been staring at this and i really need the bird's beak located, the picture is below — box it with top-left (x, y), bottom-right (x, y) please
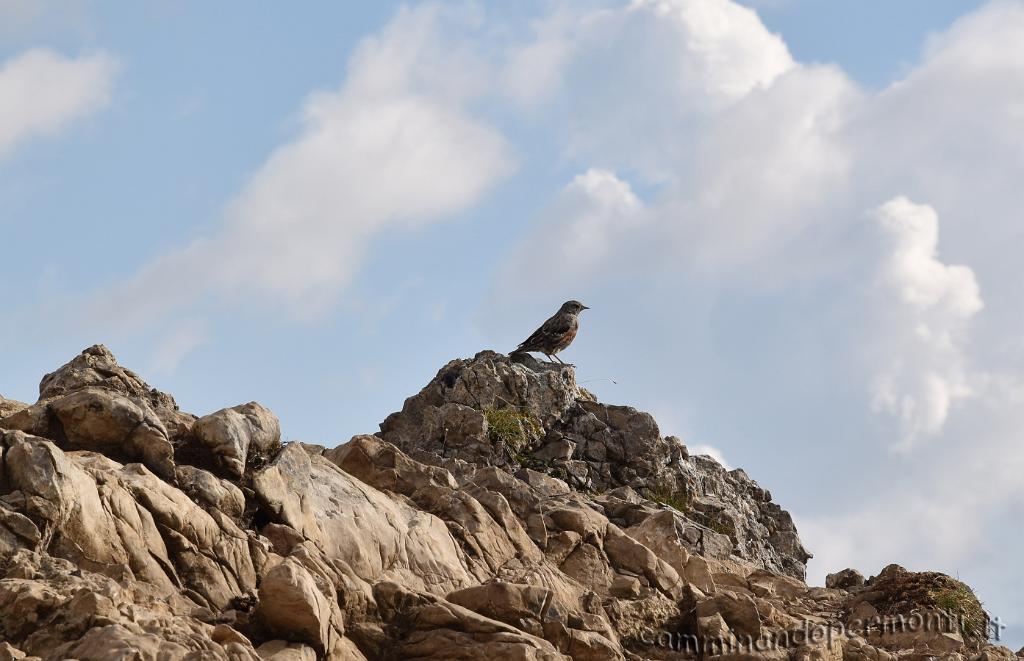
top-left (581, 305), bottom-right (590, 310)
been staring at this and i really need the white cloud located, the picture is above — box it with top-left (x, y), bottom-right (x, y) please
top-left (498, 168), bottom-right (644, 294)
top-left (98, 4), bottom-right (513, 323)
top-left (500, 0), bottom-right (795, 180)
top-left (869, 197), bottom-right (982, 448)
top-left (488, 0), bottom-right (1024, 633)
top-left (0, 48), bottom-right (117, 159)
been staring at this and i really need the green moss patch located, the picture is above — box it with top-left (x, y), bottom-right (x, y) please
top-left (484, 407), bottom-right (543, 459)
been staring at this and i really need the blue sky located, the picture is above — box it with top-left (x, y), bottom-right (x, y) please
top-left (2, 0), bottom-right (1022, 649)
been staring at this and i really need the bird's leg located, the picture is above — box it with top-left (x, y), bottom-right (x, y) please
top-left (543, 353), bottom-right (554, 364)
top-left (553, 355), bottom-right (567, 366)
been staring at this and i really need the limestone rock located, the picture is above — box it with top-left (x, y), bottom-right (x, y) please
top-left (189, 402), bottom-right (281, 478)
top-left (695, 591), bottom-right (762, 639)
top-left (256, 640), bottom-right (319, 661)
top-left (3, 387), bottom-right (176, 479)
top-left (324, 433), bottom-right (457, 495)
top-left (1, 430), bottom-right (257, 610)
top-left (257, 558), bottom-right (345, 656)
top-left (175, 464), bottom-right (246, 518)
top-left (252, 443), bottom-right (475, 594)
top-left (374, 581), bottom-right (570, 660)
top-left (0, 396), bottom-right (27, 419)
top-left (446, 582), bottom-right (555, 637)
top-left (378, 351), bottom-right (811, 580)
top-left (827, 567), bottom-right (866, 590)
top-left (0, 346), bottom-right (997, 661)
top-left (37, 344), bottom-right (195, 439)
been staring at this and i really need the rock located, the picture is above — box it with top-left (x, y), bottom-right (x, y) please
top-left (560, 542), bottom-right (613, 594)
top-left (627, 509), bottom-right (717, 593)
top-left (695, 592), bottom-right (762, 638)
top-left (696, 612), bottom-right (733, 643)
top-left (324, 433), bottom-right (457, 495)
top-left (252, 443), bottom-right (476, 594)
top-left (0, 346), bottom-right (998, 661)
top-left (381, 351), bottom-right (577, 455)
top-left (609, 574), bottom-right (642, 599)
top-left (189, 402), bottom-right (281, 478)
top-left (541, 620), bottom-right (625, 661)
top-left (1, 430), bottom-right (257, 610)
top-left (257, 558), bottom-right (345, 656)
top-left (850, 565), bottom-right (988, 648)
top-left (175, 464), bottom-right (246, 518)
top-left (0, 396), bottom-right (27, 419)
top-left (446, 582), bottom-right (555, 636)
top-left (0, 501), bottom-right (40, 561)
top-left (0, 642), bottom-right (26, 661)
top-left (378, 351), bottom-right (811, 580)
top-left (747, 568), bottom-right (807, 598)
top-left (972, 645), bottom-right (1017, 661)
top-left (533, 438), bottom-right (576, 462)
top-left (374, 582), bottom-right (570, 660)
top-left (4, 387), bottom-right (177, 479)
top-left (827, 568), bottom-right (866, 590)
top-left (603, 524), bottom-right (681, 595)
top-left (256, 640), bottom-right (319, 661)
top-left (37, 344), bottom-right (195, 439)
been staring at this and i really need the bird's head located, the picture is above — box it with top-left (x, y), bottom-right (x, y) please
top-left (559, 300), bottom-right (589, 315)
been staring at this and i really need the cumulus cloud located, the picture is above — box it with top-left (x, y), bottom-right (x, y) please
top-left (98, 4), bottom-right (513, 323)
top-left (869, 197), bottom-right (983, 448)
top-left (505, 0), bottom-right (796, 180)
top-left (487, 0), bottom-right (1024, 630)
top-left (0, 48), bottom-right (117, 159)
top-left (498, 168), bottom-right (644, 294)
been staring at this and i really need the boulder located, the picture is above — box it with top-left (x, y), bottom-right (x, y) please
top-left (188, 402), bottom-right (280, 478)
top-left (827, 568), bottom-right (865, 590)
top-left (324, 433), bottom-right (457, 495)
top-left (603, 524), bottom-right (681, 595)
top-left (252, 443), bottom-right (476, 595)
top-left (4, 387), bottom-right (176, 479)
top-left (695, 592), bottom-right (761, 639)
top-left (256, 640), bottom-right (319, 661)
top-left (627, 510), bottom-right (717, 593)
top-left (37, 344), bottom-right (195, 439)
top-left (0, 396), bottom-right (27, 419)
top-left (175, 464), bottom-right (246, 518)
top-left (373, 582), bottom-right (570, 660)
top-left (446, 582), bottom-right (555, 636)
top-left (257, 558), bottom-right (345, 656)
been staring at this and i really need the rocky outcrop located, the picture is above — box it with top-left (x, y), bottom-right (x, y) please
top-left (381, 351), bottom-right (810, 580)
top-left (0, 346), bottom-right (1004, 660)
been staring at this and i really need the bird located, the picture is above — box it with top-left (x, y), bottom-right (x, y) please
top-left (512, 300), bottom-right (589, 365)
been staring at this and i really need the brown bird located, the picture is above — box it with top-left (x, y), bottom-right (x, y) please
top-left (513, 300), bottom-right (589, 365)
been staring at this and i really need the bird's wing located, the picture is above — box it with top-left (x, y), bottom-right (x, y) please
top-left (516, 313), bottom-right (573, 351)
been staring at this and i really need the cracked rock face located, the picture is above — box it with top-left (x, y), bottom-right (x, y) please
top-left (0, 346), bottom-right (1001, 661)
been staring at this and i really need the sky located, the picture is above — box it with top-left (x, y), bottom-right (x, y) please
top-left (1, 0), bottom-right (1022, 649)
